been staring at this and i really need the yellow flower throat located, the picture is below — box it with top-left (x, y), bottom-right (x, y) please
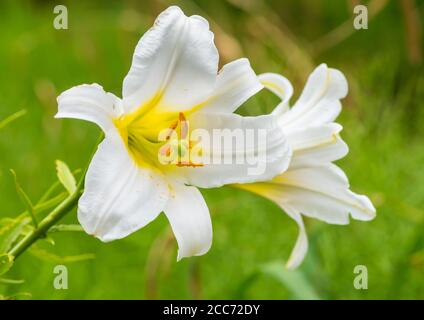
top-left (114, 106), bottom-right (202, 170)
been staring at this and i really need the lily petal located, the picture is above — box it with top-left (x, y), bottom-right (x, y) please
top-left (284, 207), bottom-right (308, 270)
top-left (271, 164), bottom-right (376, 224)
top-left (78, 132), bottom-right (170, 242)
top-left (56, 83), bottom-right (122, 133)
top-left (122, 6), bottom-right (219, 114)
top-left (286, 123), bottom-right (348, 169)
top-left (199, 58), bottom-right (263, 114)
top-left (168, 112), bottom-right (292, 188)
top-left (259, 73), bottom-right (293, 116)
top-left (164, 182), bottom-right (212, 260)
top-left (279, 64), bottom-right (348, 128)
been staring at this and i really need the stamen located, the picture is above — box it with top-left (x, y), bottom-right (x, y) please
top-left (176, 161), bottom-right (204, 167)
top-left (179, 112), bottom-right (189, 139)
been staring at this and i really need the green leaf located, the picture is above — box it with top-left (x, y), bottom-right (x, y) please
top-left (0, 109), bottom-right (26, 130)
top-left (42, 236), bottom-right (56, 246)
top-left (260, 261), bottom-right (321, 300)
top-left (0, 278), bottom-right (25, 285)
top-left (0, 217), bottom-right (30, 254)
top-left (234, 260), bottom-right (321, 300)
top-left (0, 218), bottom-right (16, 231)
top-left (0, 254), bottom-right (14, 276)
top-left (10, 170), bottom-right (37, 227)
top-left (48, 224), bottom-right (84, 233)
top-left (29, 245), bottom-right (95, 263)
top-left (37, 168), bottom-right (81, 205)
top-left (55, 160), bottom-right (77, 195)
top-left (0, 292), bottom-right (32, 300)
top-left (35, 192), bottom-right (67, 214)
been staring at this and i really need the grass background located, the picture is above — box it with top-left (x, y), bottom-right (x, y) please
top-left (0, 0), bottom-right (423, 299)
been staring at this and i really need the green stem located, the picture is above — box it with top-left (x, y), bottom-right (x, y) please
top-left (7, 132), bottom-right (103, 260)
top-left (8, 189), bottom-right (81, 259)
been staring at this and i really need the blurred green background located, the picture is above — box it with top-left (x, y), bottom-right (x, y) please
top-left (0, 0), bottom-right (423, 299)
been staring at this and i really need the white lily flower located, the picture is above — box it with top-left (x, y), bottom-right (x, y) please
top-left (55, 6), bottom-right (291, 260)
top-left (237, 64), bottom-right (376, 269)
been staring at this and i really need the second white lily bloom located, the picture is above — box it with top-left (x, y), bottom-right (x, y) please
top-left (56, 6), bottom-right (291, 260)
top-left (237, 64), bottom-right (376, 269)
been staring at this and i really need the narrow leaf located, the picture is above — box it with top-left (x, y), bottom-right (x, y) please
top-left (260, 261), bottom-right (320, 300)
top-left (10, 170), bottom-right (37, 227)
top-left (29, 245), bottom-right (95, 263)
top-left (1, 292), bottom-right (32, 300)
top-left (37, 168), bottom-right (81, 204)
top-left (48, 224), bottom-right (84, 233)
top-left (0, 254), bottom-right (14, 276)
top-left (35, 192), bottom-right (67, 214)
top-left (0, 110), bottom-right (26, 130)
top-left (0, 217), bottom-right (30, 254)
top-left (0, 278), bottom-right (25, 285)
top-left (55, 160), bottom-right (77, 195)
